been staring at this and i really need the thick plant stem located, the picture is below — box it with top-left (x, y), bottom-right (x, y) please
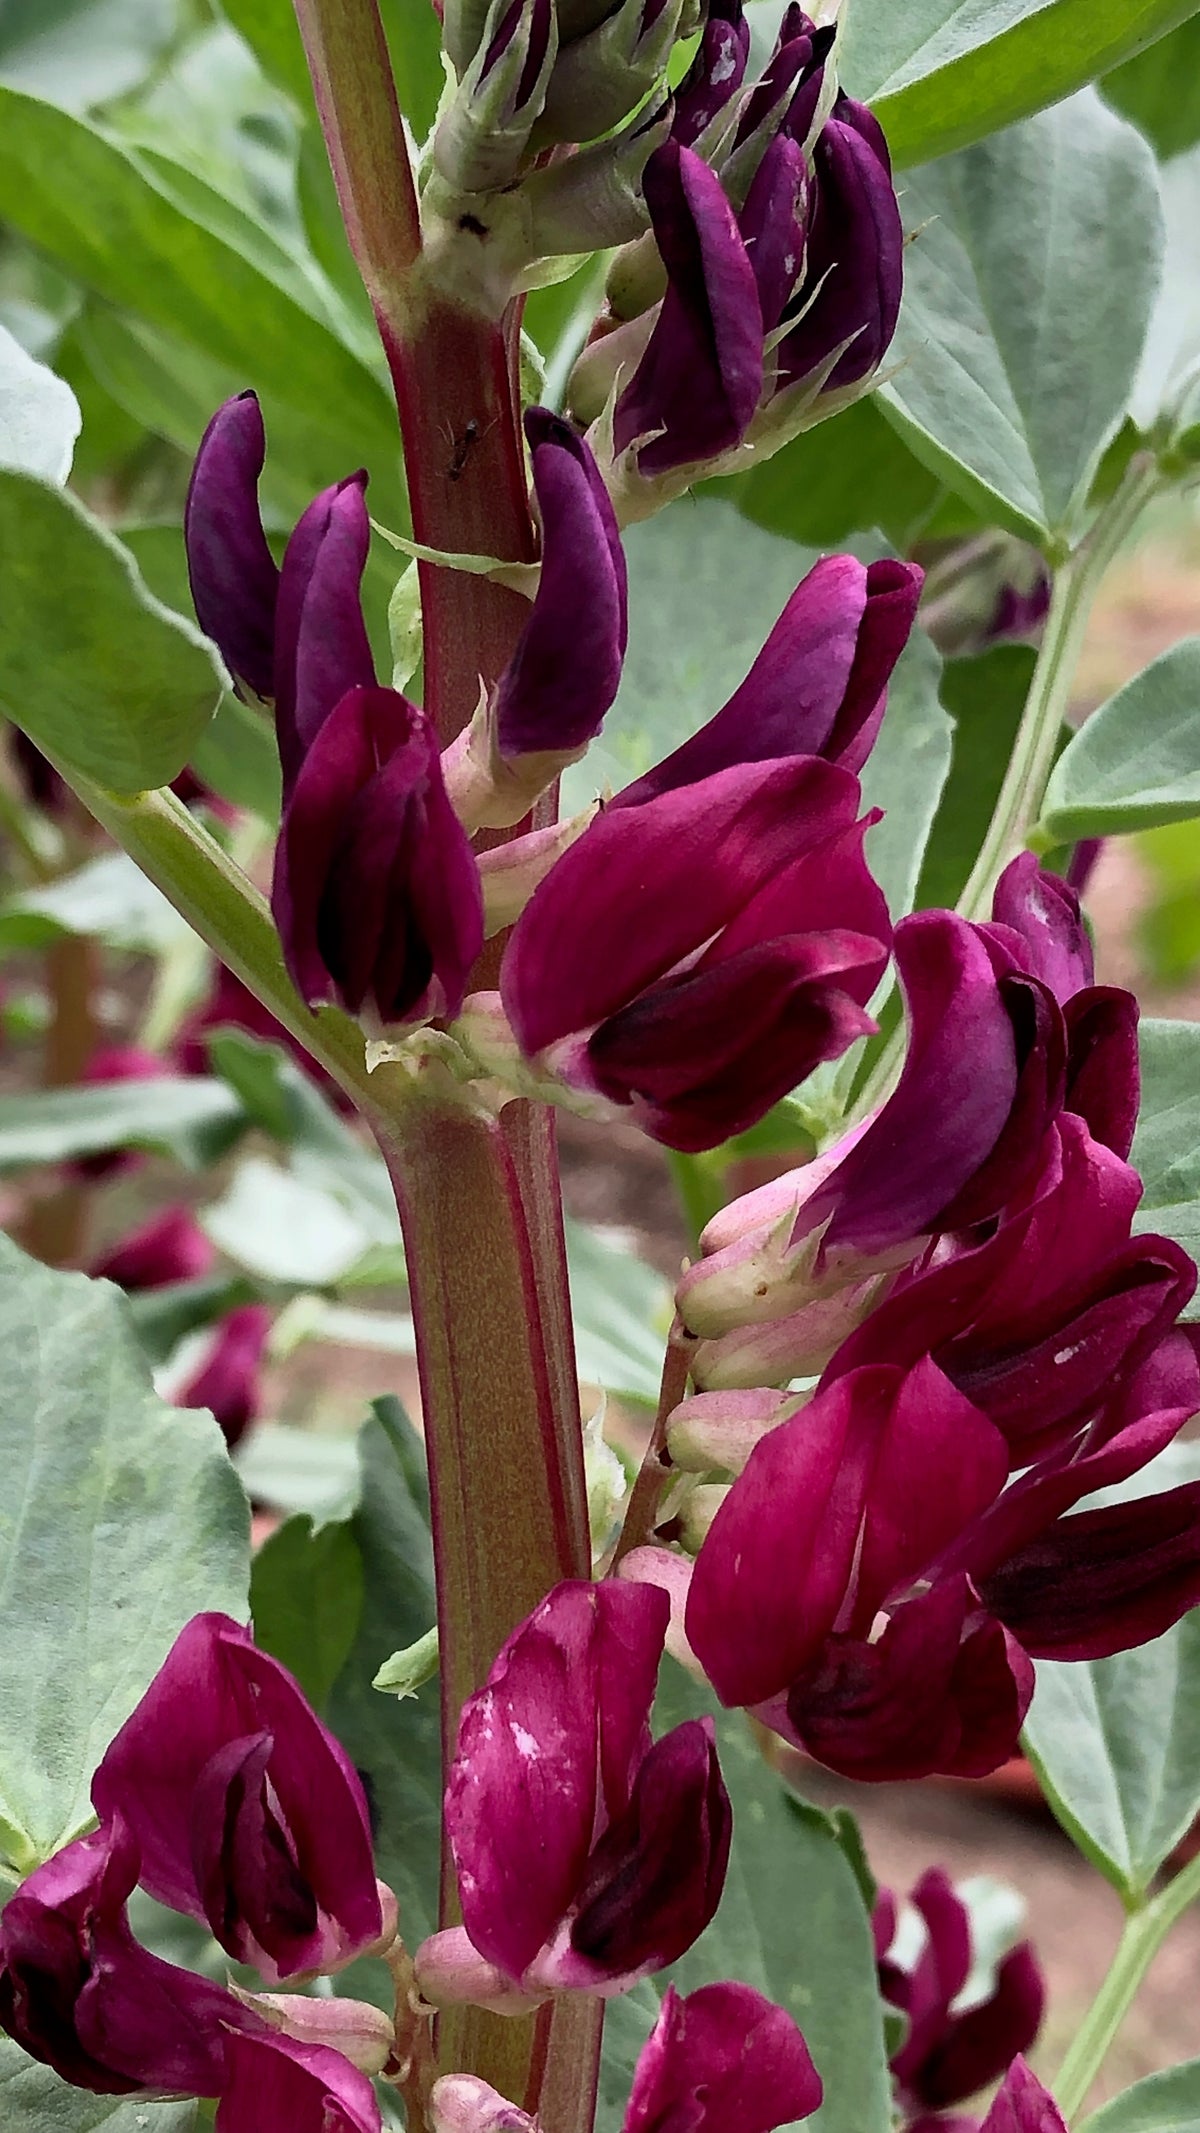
top-left (291, 0), bottom-right (421, 329)
top-left (1054, 1851), bottom-right (1200, 2121)
top-left (850, 453), bottom-right (1161, 1131)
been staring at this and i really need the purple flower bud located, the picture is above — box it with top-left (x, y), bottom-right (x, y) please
top-left (90, 1613), bottom-right (389, 1984)
top-left (615, 555), bottom-right (921, 804)
top-left (271, 685), bottom-right (484, 1027)
top-left (877, 1871), bottom-right (1044, 2122)
top-left (613, 142), bottom-right (763, 475)
top-left (979, 2058), bottom-right (1068, 2133)
top-left (273, 474), bottom-right (374, 797)
top-left (986, 852), bottom-right (1093, 1005)
top-left (90, 1205), bottom-right (216, 1293)
top-left (215, 2029), bottom-right (382, 2133)
top-left (0, 1814), bottom-right (252, 2096)
top-left (625, 1982), bottom-right (822, 2133)
top-left (733, 14), bottom-right (833, 157)
top-left (672, 0), bottom-right (751, 147)
top-left (185, 393), bottom-right (280, 702)
top-left (492, 410), bottom-right (627, 759)
top-left (500, 756), bottom-right (890, 1151)
top-left (738, 132), bottom-right (808, 336)
top-left (420, 1579), bottom-right (730, 1999)
top-left (177, 1303), bottom-right (272, 1449)
top-left (777, 98), bottom-right (903, 394)
top-left (432, 2075), bottom-right (537, 2133)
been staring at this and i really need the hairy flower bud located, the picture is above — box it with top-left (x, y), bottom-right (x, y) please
top-left (434, 0), bottom-right (557, 193)
top-left (535, 0), bottom-right (685, 146)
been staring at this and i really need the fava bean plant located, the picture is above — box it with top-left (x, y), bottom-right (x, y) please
top-left (3, 3), bottom-right (1200, 2132)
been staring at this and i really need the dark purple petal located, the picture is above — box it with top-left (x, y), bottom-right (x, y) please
top-left (625, 1981), bottom-right (822, 2133)
top-left (933, 973), bottom-right (1065, 1233)
top-left (90, 1206), bottom-right (216, 1292)
top-left (979, 1483), bottom-right (1200, 1660)
top-left (185, 392), bottom-right (280, 701)
top-left (503, 753), bottom-right (861, 1054)
top-left (215, 2029), bottom-right (381, 2133)
top-left (886, 1870), bottom-right (972, 2092)
top-left (613, 142), bottom-right (763, 474)
top-left (787, 1580), bottom-right (1033, 1783)
top-left (0, 1815), bottom-right (250, 2096)
top-left (273, 474), bottom-right (374, 794)
top-left (90, 1614), bottom-right (382, 1983)
top-left (672, 0), bottom-right (751, 147)
top-left (565, 1719), bottom-right (731, 1979)
top-left (177, 1304), bottom-right (271, 1448)
top-left (778, 98), bottom-right (902, 392)
top-left (988, 854), bottom-right (1093, 1004)
top-left (615, 557), bottom-right (920, 804)
top-left (446, 1580), bottom-right (668, 1982)
top-left (734, 18), bottom-right (832, 151)
top-left (272, 686), bottom-right (483, 1026)
top-left (791, 912), bottom-right (1021, 1262)
top-left (738, 132), bottom-right (807, 335)
top-left (979, 2058), bottom-right (1068, 2133)
top-left (494, 411), bottom-right (627, 758)
top-left (918, 1946), bottom-right (1045, 2109)
top-left (1064, 986), bottom-right (1139, 1157)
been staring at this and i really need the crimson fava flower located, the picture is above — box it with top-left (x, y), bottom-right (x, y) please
top-left (430, 1981), bottom-right (819, 2133)
top-left (979, 2058), bottom-right (1068, 2133)
top-left (215, 2028), bottom-right (381, 2133)
top-left (90, 1613), bottom-right (393, 1985)
top-left (414, 1579), bottom-right (730, 2007)
top-left (875, 1871), bottom-right (1045, 2130)
top-left (499, 754), bottom-right (890, 1152)
top-left (89, 1204), bottom-right (216, 1292)
top-left (176, 1302), bottom-right (272, 1450)
top-left (271, 684), bottom-right (483, 1028)
top-left (0, 1813), bottom-right (252, 2097)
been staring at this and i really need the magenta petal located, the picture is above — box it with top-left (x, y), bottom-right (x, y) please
top-left (215, 2029), bottom-right (381, 2133)
top-left (778, 99), bottom-right (903, 391)
top-left (446, 1580), bottom-right (669, 1982)
top-left (919, 1946), bottom-right (1046, 2110)
top-left (1064, 986), bottom-right (1140, 1157)
top-left (793, 911), bottom-right (1021, 1260)
top-left (184, 392), bottom-right (280, 701)
top-left (624, 1982), bottom-right (822, 2133)
top-left (887, 1870), bottom-right (972, 2092)
top-left (686, 1367), bottom-right (894, 1707)
top-left (178, 1304), bottom-right (271, 1449)
top-left (90, 1614), bottom-right (381, 1982)
top-left (494, 411), bottom-right (627, 757)
top-left (613, 142), bottom-right (763, 474)
top-left (90, 1205), bottom-right (216, 1292)
top-left (989, 855), bottom-right (1093, 1004)
top-left (979, 2058), bottom-right (1068, 2133)
top-left (0, 1815), bottom-right (250, 2097)
top-left (503, 754), bottom-right (861, 1054)
top-left (273, 473), bottom-right (374, 792)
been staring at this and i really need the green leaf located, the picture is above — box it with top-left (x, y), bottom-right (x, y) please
top-left (841, 0), bottom-right (1200, 170)
top-left (0, 2043), bottom-right (196, 2133)
top-left (204, 1155), bottom-right (398, 1286)
top-left (0, 320), bottom-right (79, 481)
top-left (0, 472), bottom-right (222, 791)
top-left (1040, 638), bottom-right (1200, 841)
top-left (734, 398), bottom-right (948, 551)
top-left (1023, 1612), bottom-right (1200, 1901)
top-left (128, 1272), bottom-right (260, 1366)
top-left (1081, 2059), bottom-right (1200, 2133)
top-left (0, 89), bottom-right (405, 523)
top-left (915, 646), bottom-right (1039, 913)
top-left (233, 1421), bottom-right (362, 1521)
top-left (565, 1218), bottom-right (673, 1407)
top-left (879, 94), bottom-right (1163, 542)
top-left (0, 1075), bottom-right (245, 1173)
top-left (326, 1404), bottom-right (441, 1947)
top-left (251, 1514), bottom-right (364, 1710)
top-left (1104, 19), bottom-right (1200, 160)
top-left (0, 1230), bottom-right (249, 1873)
top-left (653, 1666), bottom-right (892, 2133)
top-left (1130, 145), bottom-right (1200, 430)
top-left (1129, 1018), bottom-right (1200, 1298)
top-left (206, 1033), bottom-right (401, 1239)
top-left (0, 849), bottom-right (191, 956)
top-left (0, 0), bottom-right (179, 114)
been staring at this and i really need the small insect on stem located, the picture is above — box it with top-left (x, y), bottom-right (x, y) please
top-left (446, 418), bottom-right (479, 482)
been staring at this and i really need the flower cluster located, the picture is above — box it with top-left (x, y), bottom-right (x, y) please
top-left (185, 391), bottom-right (919, 1153)
top-left (637, 856), bottom-right (1200, 1779)
top-left (0, 1615), bottom-right (396, 2129)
